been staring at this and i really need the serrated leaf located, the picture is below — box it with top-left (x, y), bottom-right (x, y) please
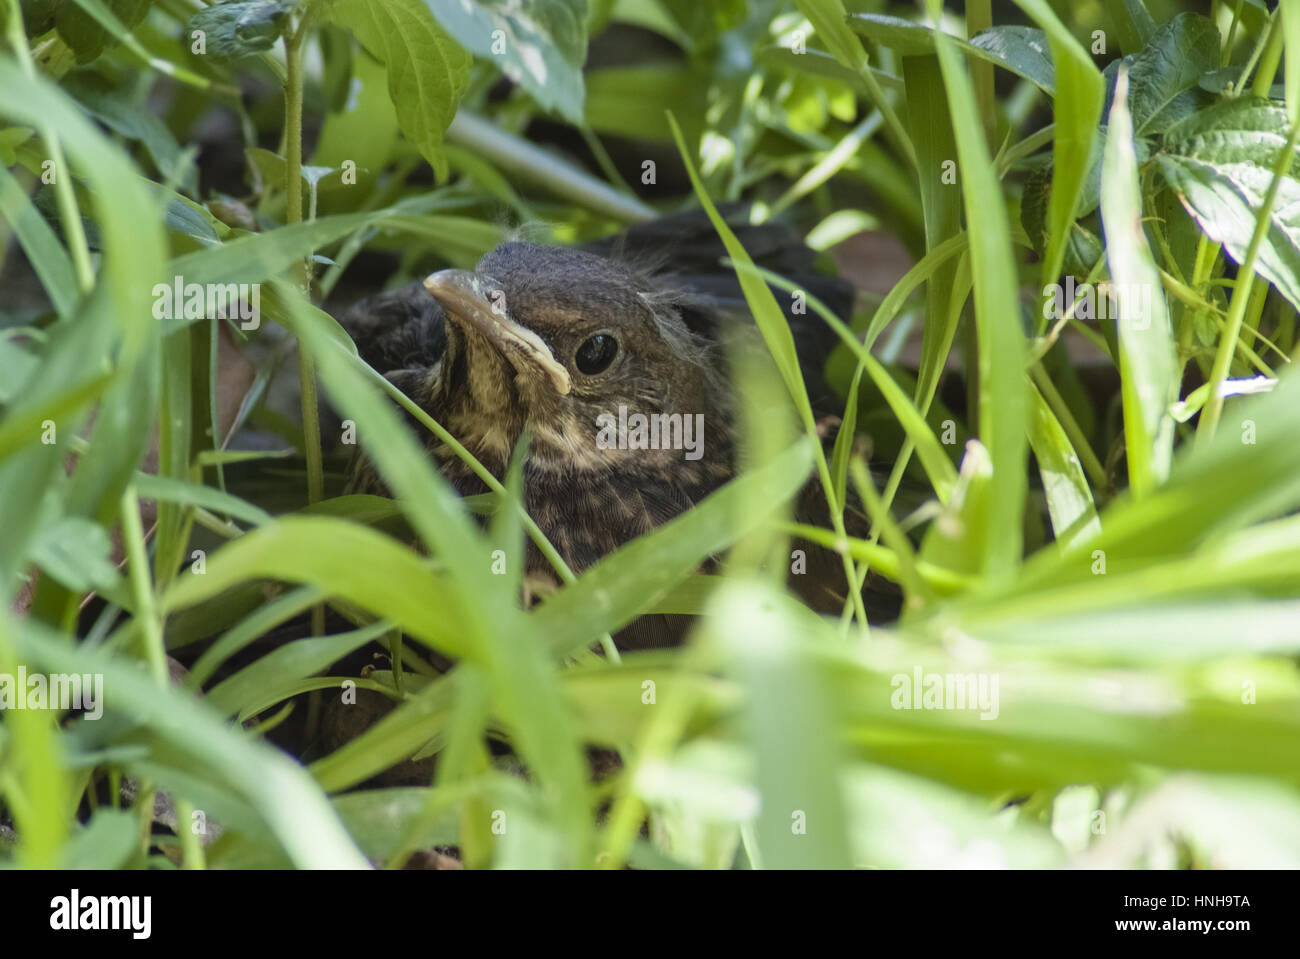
top-left (326, 0), bottom-right (470, 181)
top-left (424, 0), bottom-right (588, 124)
top-left (1101, 12), bottom-right (1219, 136)
top-left (1157, 98), bottom-right (1300, 312)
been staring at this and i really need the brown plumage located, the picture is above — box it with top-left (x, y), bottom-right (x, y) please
top-left (340, 209), bottom-right (900, 646)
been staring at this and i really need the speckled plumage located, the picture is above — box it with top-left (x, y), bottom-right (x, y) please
top-left (340, 210), bottom-right (895, 646)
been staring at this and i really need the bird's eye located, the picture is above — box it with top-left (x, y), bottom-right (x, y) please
top-left (575, 333), bottom-right (619, 375)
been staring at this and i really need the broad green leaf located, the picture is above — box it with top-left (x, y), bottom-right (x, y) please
top-left (187, 0), bottom-right (291, 61)
top-left (29, 516), bottom-right (121, 592)
top-left (63, 809), bottom-right (139, 869)
top-left (312, 45), bottom-right (401, 176)
top-left (1101, 12), bottom-right (1219, 136)
top-left (326, 0), bottom-right (471, 181)
top-left (1157, 98), bottom-right (1300, 312)
top-left (423, 0), bottom-right (587, 125)
top-left (850, 15), bottom-right (1055, 96)
top-left (58, 0), bottom-right (150, 64)
top-left (1099, 0), bottom-right (1156, 56)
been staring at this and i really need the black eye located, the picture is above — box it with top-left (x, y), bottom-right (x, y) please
top-left (575, 333), bottom-right (619, 375)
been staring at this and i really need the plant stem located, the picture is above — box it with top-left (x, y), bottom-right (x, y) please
top-left (121, 486), bottom-right (167, 685)
top-left (1251, 11), bottom-right (1284, 98)
top-left (1199, 117), bottom-right (1300, 439)
top-left (966, 0), bottom-right (995, 148)
top-left (283, 16), bottom-right (325, 634)
top-left (4, 3), bottom-right (94, 295)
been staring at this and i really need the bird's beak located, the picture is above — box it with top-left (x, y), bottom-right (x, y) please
top-left (423, 269), bottom-right (572, 395)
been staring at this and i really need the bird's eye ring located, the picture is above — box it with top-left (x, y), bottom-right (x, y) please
top-left (575, 333), bottom-right (619, 375)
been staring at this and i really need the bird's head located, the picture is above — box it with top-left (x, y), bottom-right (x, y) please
top-left (421, 241), bottom-right (728, 478)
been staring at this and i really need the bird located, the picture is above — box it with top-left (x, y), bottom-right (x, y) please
top-left (339, 208), bottom-right (899, 647)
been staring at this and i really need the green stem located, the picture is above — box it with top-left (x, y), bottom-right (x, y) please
top-left (283, 16), bottom-right (325, 634)
top-left (1199, 118), bottom-right (1300, 439)
top-left (1222, 0), bottom-right (1246, 68)
top-left (120, 486), bottom-right (167, 685)
top-left (446, 112), bottom-right (656, 223)
top-left (966, 0), bottom-right (995, 148)
top-left (1251, 11), bottom-right (1284, 98)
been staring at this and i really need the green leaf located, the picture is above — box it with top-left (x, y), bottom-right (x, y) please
top-left (206, 619), bottom-right (392, 717)
top-left (1157, 98), bottom-right (1300, 312)
top-left (64, 75), bottom-right (196, 193)
top-left (57, 0), bottom-right (150, 64)
top-left (64, 809), bottom-right (139, 869)
top-left (326, 0), bottom-right (471, 181)
top-left (0, 62), bottom-right (166, 539)
top-left (1099, 0), bottom-right (1156, 56)
top-left (0, 161), bottom-right (77, 318)
top-left (795, 0), bottom-right (868, 72)
top-left (20, 0), bottom-right (61, 35)
top-left (703, 579), bottom-right (852, 868)
top-left (1026, 382), bottom-right (1100, 549)
top-left (850, 15), bottom-right (1055, 96)
top-left (535, 437), bottom-right (816, 656)
top-left (924, 0), bottom-right (1028, 583)
top-left (729, 260), bottom-right (958, 502)
top-left (1100, 67), bottom-right (1177, 497)
top-left (14, 618), bottom-right (370, 869)
top-left (161, 516), bottom-right (480, 662)
top-left (29, 516), bottom-right (121, 592)
top-left (187, 0), bottom-right (291, 61)
top-left (134, 472), bottom-right (272, 527)
top-left (1102, 12), bottom-right (1219, 136)
top-left (1013, 0), bottom-right (1105, 289)
top-left (423, 0), bottom-right (588, 124)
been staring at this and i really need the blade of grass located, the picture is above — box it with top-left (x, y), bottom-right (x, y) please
top-left (924, 0), bottom-right (1028, 583)
top-left (1099, 67), bottom-right (1178, 495)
